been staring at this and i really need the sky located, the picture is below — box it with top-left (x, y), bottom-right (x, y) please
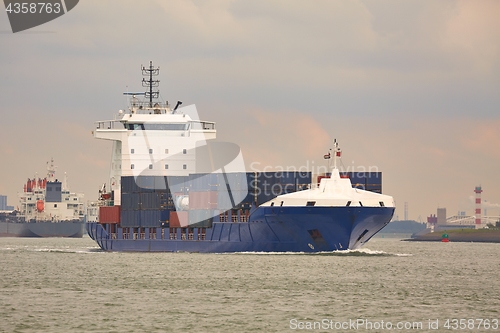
top-left (1, 0), bottom-right (499, 221)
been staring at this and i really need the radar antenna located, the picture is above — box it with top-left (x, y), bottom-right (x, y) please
top-left (141, 61), bottom-right (160, 107)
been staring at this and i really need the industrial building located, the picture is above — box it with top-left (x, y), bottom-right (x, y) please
top-left (0, 195), bottom-right (14, 211)
top-left (427, 185), bottom-right (500, 230)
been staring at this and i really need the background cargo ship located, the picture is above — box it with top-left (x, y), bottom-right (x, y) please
top-left (0, 159), bottom-right (85, 237)
top-left (86, 62), bottom-right (395, 252)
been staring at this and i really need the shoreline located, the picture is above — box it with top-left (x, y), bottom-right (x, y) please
top-left (405, 228), bottom-right (500, 243)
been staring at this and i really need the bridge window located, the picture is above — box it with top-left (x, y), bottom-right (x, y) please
top-left (306, 201), bottom-right (316, 206)
top-left (379, 201), bottom-right (385, 207)
top-left (346, 201), bottom-right (352, 207)
top-left (128, 123), bottom-right (188, 130)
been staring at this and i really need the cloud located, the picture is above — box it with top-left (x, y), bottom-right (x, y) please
top-left (1, 0), bottom-right (499, 220)
top-left (460, 119), bottom-right (500, 158)
top-left (445, 0), bottom-right (500, 72)
top-left (217, 107), bottom-right (330, 170)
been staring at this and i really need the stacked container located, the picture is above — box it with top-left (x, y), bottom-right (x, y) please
top-left (99, 205), bottom-right (120, 223)
top-left (187, 173), bottom-right (220, 228)
top-left (118, 171), bottom-right (384, 228)
top-left (255, 171), bottom-right (311, 205)
top-left (120, 175), bottom-right (188, 228)
top-left (365, 172), bottom-right (382, 193)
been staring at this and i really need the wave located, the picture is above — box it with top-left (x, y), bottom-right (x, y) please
top-left (222, 248), bottom-right (412, 257)
top-left (32, 247), bottom-right (103, 254)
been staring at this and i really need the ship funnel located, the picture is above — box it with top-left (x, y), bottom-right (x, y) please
top-left (174, 101), bottom-right (183, 111)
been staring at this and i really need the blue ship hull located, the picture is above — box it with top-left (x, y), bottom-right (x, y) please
top-left (87, 206), bottom-right (394, 252)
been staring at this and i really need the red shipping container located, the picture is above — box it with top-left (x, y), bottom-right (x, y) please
top-left (99, 206), bottom-right (121, 224)
top-left (189, 191), bottom-right (217, 209)
top-left (208, 191), bottom-right (218, 209)
top-left (170, 211), bottom-right (188, 228)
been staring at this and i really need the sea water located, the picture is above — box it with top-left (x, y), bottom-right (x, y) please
top-left (0, 236), bottom-right (499, 332)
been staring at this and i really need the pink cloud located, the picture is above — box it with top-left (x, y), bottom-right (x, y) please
top-left (239, 109), bottom-right (330, 169)
top-left (461, 119), bottom-right (500, 157)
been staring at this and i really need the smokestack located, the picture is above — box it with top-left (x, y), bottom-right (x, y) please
top-left (474, 186), bottom-right (482, 225)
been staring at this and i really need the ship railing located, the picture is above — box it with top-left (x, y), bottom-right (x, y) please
top-left (147, 227), bottom-right (206, 241)
top-left (219, 211), bottom-right (250, 223)
top-left (189, 120), bottom-right (215, 131)
top-left (87, 200), bottom-right (108, 208)
top-left (95, 120), bottom-right (123, 130)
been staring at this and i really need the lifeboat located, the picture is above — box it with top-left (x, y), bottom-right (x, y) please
top-left (36, 200), bottom-right (45, 213)
top-left (101, 193), bottom-right (112, 200)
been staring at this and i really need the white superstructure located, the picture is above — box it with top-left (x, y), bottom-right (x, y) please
top-left (18, 159), bottom-right (85, 222)
top-left (93, 62), bottom-right (218, 206)
top-left (261, 140), bottom-right (395, 209)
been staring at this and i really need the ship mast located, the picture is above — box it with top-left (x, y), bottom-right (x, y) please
top-left (332, 139), bottom-right (341, 170)
top-left (142, 61), bottom-right (160, 108)
top-left (323, 139), bottom-right (342, 171)
top-left (46, 158), bottom-right (56, 182)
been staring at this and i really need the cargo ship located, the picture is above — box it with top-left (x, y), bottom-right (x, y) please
top-left (0, 159), bottom-right (85, 237)
top-left (86, 62), bottom-right (395, 252)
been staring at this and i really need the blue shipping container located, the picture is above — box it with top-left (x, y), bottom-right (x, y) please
top-left (120, 210), bottom-right (141, 227)
top-left (141, 210), bottom-right (161, 227)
